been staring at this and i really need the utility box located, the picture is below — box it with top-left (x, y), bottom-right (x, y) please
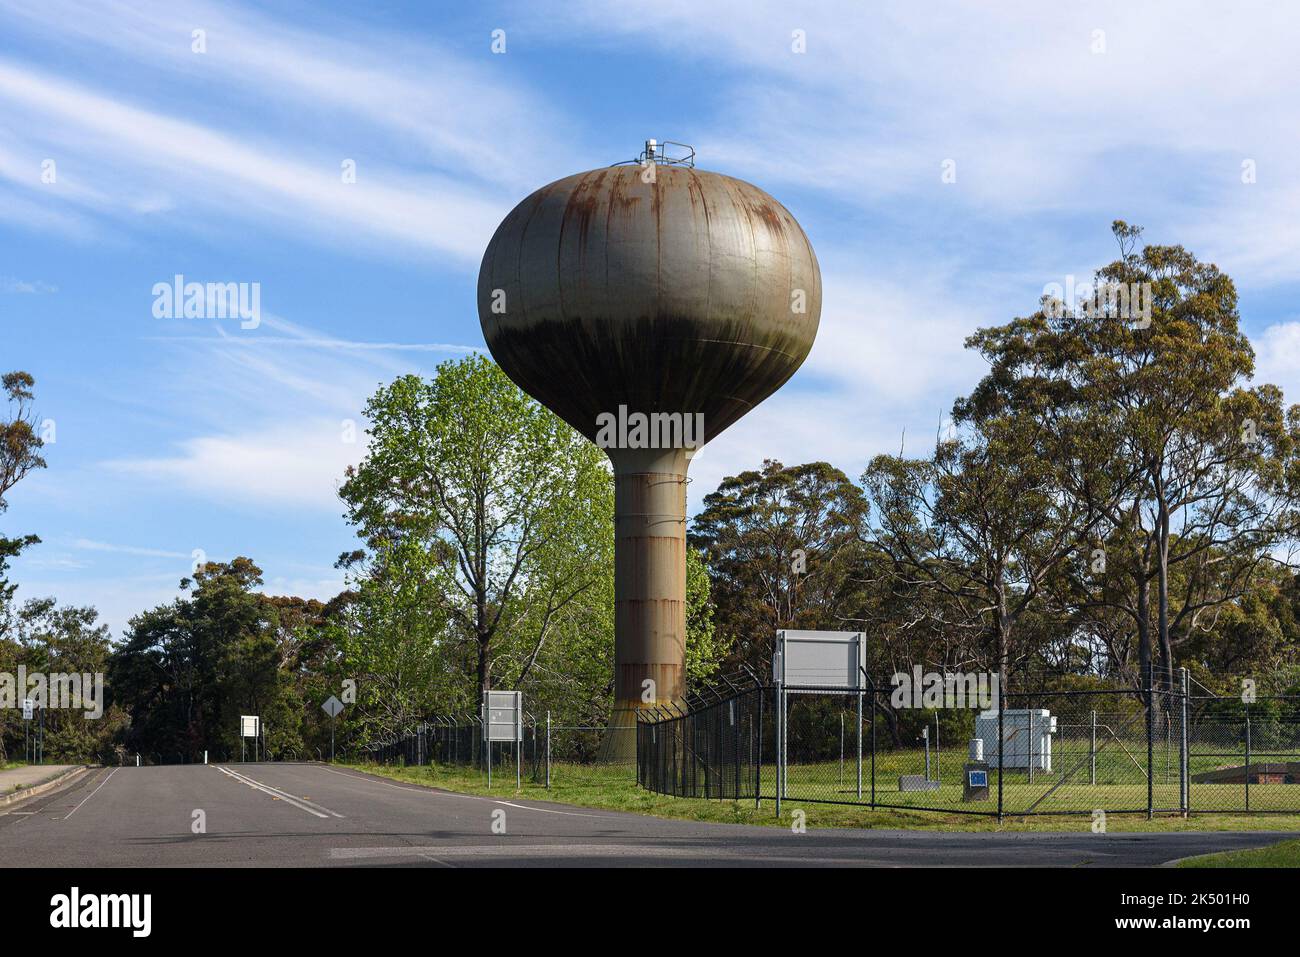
top-left (963, 763), bottom-right (990, 801)
top-left (975, 709), bottom-right (1056, 772)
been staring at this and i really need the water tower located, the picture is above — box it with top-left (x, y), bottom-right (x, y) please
top-left (478, 141), bottom-right (821, 756)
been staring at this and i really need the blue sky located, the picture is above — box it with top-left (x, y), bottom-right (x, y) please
top-left (4, 0), bottom-right (1300, 637)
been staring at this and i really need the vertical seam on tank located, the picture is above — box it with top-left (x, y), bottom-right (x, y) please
top-left (720, 176), bottom-right (759, 329)
top-left (790, 211), bottom-right (819, 321)
top-left (554, 179), bottom-right (568, 324)
top-left (517, 184), bottom-right (549, 330)
top-left (653, 169), bottom-right (662, 326)
top-left (692, 171), bottom-right (713, 331)
top-left (605, 171), bottom-right (616, 329)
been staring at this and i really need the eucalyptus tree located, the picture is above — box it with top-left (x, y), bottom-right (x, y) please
top-left (0, 371), bottom-right (46, 616)
top-left (689, 460), bottom-right (871, 672)
top-left (961, 222), bottom-right (1300, 691)
top-left (864, 412), bottom-right (1092, 688)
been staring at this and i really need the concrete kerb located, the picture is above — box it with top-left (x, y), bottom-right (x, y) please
top-left (0, 766), bottom-right (91, 810)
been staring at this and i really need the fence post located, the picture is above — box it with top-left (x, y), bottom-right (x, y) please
top-left (1146, 662), bottom-right (1154, 820)
top-left (996, 669), bottom-right (1004, 823)
top-left (856, 689), bottom-right (863, 801)
top-left (545, 711), bottom-right (551, 789)
top-left (733, 699), bottom-right (741, 800)
top-left (1244, 702), bottom-right (1251, 814)
top-left (870, 687), bottom-right (876, 809)
top-left (755, 686), bottom-right (763, 809)
top-left (1090, 709), bottom-right (1097, 786)
top-left (672, 711), bottom-right (679, 796)
top-left (934, 711), bottom-right (940, 786)
top-left (775, 679), bottom-right (784, 818)
top-left (1180, 667), bottom-right (1189, 816)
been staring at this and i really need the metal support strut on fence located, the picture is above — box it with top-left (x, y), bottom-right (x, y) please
top-left (775, 677), bottom-right (784, 818)
top-left (996, 669), bottom-right (1005, 823)
top-left (1180, 667), bottom-right (1189, 816)
top-left (1146, 662), bottom-right (1154, 820)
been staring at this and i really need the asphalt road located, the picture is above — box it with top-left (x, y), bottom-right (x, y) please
top-left (0, 763), bottom-right (1289, 867)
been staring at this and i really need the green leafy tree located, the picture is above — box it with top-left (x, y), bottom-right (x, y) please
top-left (335, 356), bottom-right (722, 747)
top-left (329, 540), bottom-right (456, 744)
top-left (109, 558), bottom-right (299, 761)
top-left (339, 355), bottom-right (614, 701)
top-left (3, 599), bottom-right (125, 761)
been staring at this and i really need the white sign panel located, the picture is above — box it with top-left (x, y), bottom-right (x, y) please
top-left (240, 715), bottom-right (260, 738)
top-left (481, 690), bottom-right (522, 743)
top-left (772, 630), bottom-right (866, 691)
top-left (22, 697), bottom-right (33, 720)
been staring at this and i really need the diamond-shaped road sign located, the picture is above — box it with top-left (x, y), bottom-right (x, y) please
top-left (322, 695), bottom-right (344, 718)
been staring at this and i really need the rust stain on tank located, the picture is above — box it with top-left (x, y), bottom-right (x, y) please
top-left (747, 198), bottom-right (788, 237)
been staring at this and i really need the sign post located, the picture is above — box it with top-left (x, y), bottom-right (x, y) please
top-left (770, 630), bottom-right (867, 814)
top-left (240, 715), bottom-right (260, 762)
top-left (481, 690), bottom-right (523, 789)
top-left (322, 695), bottom-right (344, 762)
top-left (22, 697), bottom-right (32, 763)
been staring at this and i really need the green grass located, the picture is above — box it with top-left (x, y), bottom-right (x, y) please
top-left (342, 759), bottom-right (1300, 833)
top-left (1177, 839), bottom-right (1300, 867)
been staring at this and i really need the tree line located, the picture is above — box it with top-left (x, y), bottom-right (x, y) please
top-left (3, 222), bottom-right (1299, 762)
top-left (694, 224), bottom-right (1300, 707)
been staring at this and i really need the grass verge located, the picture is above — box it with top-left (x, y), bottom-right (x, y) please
top-left (341, 760), bottom-right (1300, 833)
top-left (1177, 838), bottom-right (1300, 867)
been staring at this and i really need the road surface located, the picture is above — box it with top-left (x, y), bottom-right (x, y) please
top-left (0, 763), bottom-right (1288, 867)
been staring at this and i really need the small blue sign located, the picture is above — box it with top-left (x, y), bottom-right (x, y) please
top-left (968, 770), bottom-right (988, 787)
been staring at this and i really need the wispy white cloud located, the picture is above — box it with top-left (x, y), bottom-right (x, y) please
top-left (537, 0), bottom-right (1300, 287)
top-left (0, 58), bottom-right (508, 264)
top-left (0, 275), bottom-right (57, 293)
top-left (1251, 320), bottom-right (1300, 399)
top-left (142, 336), bottom-right (480, 354)
top-left (0, 0), bottom-right (583, 194)
top-left (103, 418), bottom-right (364, 512)
top-left (73, 539), bottom-right (190, 559)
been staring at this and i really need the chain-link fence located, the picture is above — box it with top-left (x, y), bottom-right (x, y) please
top-left (1188, 695), bottom-right (1300, 813)
top-left (637, 672), bottom-right (1300, 819)
top-left (358, 713), bottom-right (635, 787)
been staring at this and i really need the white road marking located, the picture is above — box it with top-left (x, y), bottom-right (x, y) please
top-left (415, 851), bottom-right (456, 868)
top-left (312, 765), bottom-right (616, 818)
top-left (311, 764), bottom-right (476, 797)
top-left (214, 766), bottom-right (344, 818)
top-left (63, 767), bottom-right (118, 820)
top-left (491, 799), bottom-right (608, 819)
